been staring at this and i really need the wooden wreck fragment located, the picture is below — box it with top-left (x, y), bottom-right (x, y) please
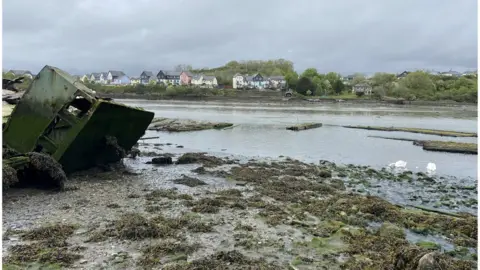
top-left (286, 123), bottom-right (322, 131)
top-left (345, 125), bottom-right (477, 137)
top-left (368, 136), bottom-right (477, 155)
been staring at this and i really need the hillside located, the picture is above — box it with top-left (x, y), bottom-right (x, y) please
top-left (190, 59), bottom-right (295, 85)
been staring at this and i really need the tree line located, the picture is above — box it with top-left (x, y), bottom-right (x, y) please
top-left (285, 68), bottom-right (477, 103)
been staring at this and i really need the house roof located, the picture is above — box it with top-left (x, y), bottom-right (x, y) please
top-left (396, 71), bottom-right (410, 77)
top-left (182, 71), bottom-right (195, 77)
top-left (141, 71), bottom-right (154, 77)
top-left (8, 70), bottom-right (32, 75)
top-left (203, 75), bottom-right (216, 81)
top-left (101, 72), bottom-right (109, 78)
top-left (269, 76), bottom-right (285, 80)
top-left (158, 70), bottom-right (181, 76)
top-left (91, 73), bottom-right (101, 79)
top-left (109, 70), bottom-right (126, 77)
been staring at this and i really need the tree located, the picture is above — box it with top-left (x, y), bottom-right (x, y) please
top-left (296, 76), bottom-right (315, 95)
top-left (371, 73), bottom-right (396, 90)
top-left (302, 68), bottom-right (319, 79)
top-left (312, 77), bottom-right (324, 95)
top-left (401, 71), bottom-right (436, 98)
top-left (285, 71), bottom-right (299, 89)
top-left (332, 79), bottom-right (345, 95)
top-left (322, 80), bottom-right (332, 94)
top-left (352, 74), bottom-right (367, 85)
top-left (148, 80), bottom-right (157, 86)
top-left (174, 64), bottom-right (193, 72)
top-left (325, 72), bottom-right (341, 85)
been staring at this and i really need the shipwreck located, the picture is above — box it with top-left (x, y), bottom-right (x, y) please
top-left (3, 65), bottom-right (154, 188)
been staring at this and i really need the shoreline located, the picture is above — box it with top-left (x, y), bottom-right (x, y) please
top-left (99, 92), bottom-right (478, 109)
top-left (3, 149), bottom-right (477, 269)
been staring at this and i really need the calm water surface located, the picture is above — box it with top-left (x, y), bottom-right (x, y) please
top-left (121, 99), bottom-right (478, 180)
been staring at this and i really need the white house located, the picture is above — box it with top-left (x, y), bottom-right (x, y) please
top-left (439, 70), bottom-right (461, 77)
top-left (191, 75), bottom-right (218, 88)
top-left (202, 75), bottom-right (218, 88)
top-left (267, 75), bottom-right (286, 89)
top-left (232, 73), bottom-right (246, 89)
top-left (156, 70), bottom-right (181, 85)
top-left (80, 74), bottom-right (90, 82)
top-left (89, 73), bottom-right (102, 83)
top-left (352, 83), bottom-right (372, 95)
top-left (130, 77), bottom-right (141, 85)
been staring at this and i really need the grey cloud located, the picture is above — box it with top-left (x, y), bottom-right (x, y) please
top-left (3, 0), bottom-right (477, 76)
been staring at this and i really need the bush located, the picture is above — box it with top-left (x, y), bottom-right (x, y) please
top-left (296, 77), bottom-right (315, 95)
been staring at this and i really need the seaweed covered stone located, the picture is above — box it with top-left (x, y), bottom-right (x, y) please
top-left (18, 152), bottom-right (67, 190)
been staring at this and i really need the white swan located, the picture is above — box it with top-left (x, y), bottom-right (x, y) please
top-left (426, 162), bottom-right (436, 172)
top-left (388, 160), bottom-right (407, 171)
top-left (394, 160), bottom-right (407, 168)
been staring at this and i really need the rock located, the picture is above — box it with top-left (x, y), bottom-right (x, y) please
top-left (128, 148), bottom-right (140, 159)
top-left (417, 252), bottom-right (440, 270)
top-left (319, 160), bottom-right (335, 167)
top-left (151, 156), bottom-right (173, 165)
top-left (416, 241), bottom-right (441, 251)
top-left (378, 223), bottom-right (405, 239)
top-left (318, 170), bottom-right (332, 178)
top-left (329, 179), bottom-right (346, 190)
top-left (176, 145), bottom-right (184, 148)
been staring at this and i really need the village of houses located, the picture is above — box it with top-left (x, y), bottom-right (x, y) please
top-left (75, 70), bottom-right (289, 91)
top-left (3, 68), bottom-right (477, 95)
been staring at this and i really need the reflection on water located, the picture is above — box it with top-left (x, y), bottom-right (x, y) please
top-left (124, 99), bottom-right (477, 179)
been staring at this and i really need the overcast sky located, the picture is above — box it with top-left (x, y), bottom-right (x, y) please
top-left (3, 0), bottom-right (478, 76)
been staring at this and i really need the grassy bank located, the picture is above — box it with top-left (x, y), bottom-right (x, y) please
top-left (88, 83), bottom-right (237, 98)
top-left (88, 83), bottom-right (477, 106)
top-left (344, 125), bottom-right (477, 137)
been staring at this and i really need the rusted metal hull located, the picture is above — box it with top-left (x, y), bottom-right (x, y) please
top-left (3, 65), bottom-right (155, 174)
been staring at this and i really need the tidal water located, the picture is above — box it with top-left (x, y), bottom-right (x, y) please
top-left (121, 99), bottom-right (478, 180)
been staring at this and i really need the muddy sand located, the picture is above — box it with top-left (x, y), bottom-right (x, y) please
top-left (2, 146), bottom-right (477, 269)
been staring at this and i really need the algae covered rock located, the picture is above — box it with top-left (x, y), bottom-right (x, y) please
top-left (417, 252), bottom-right (441, 270)
top-left (378, 222), bottom-right (406, 239)
top-left (3, 164), bottom-right (19, 190)
top-left (318, 169), bottom-right (332, 178)
top-left (15, 152), bottom-right (67, 190)
top-left (416, 241), bottom-right (441, 251)
top-left (150, 156), bottom-right (173, 165)
top-left (29, 152), bottom-right (66, 188)
top-left (176, 152), bottom-right (225, 167)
